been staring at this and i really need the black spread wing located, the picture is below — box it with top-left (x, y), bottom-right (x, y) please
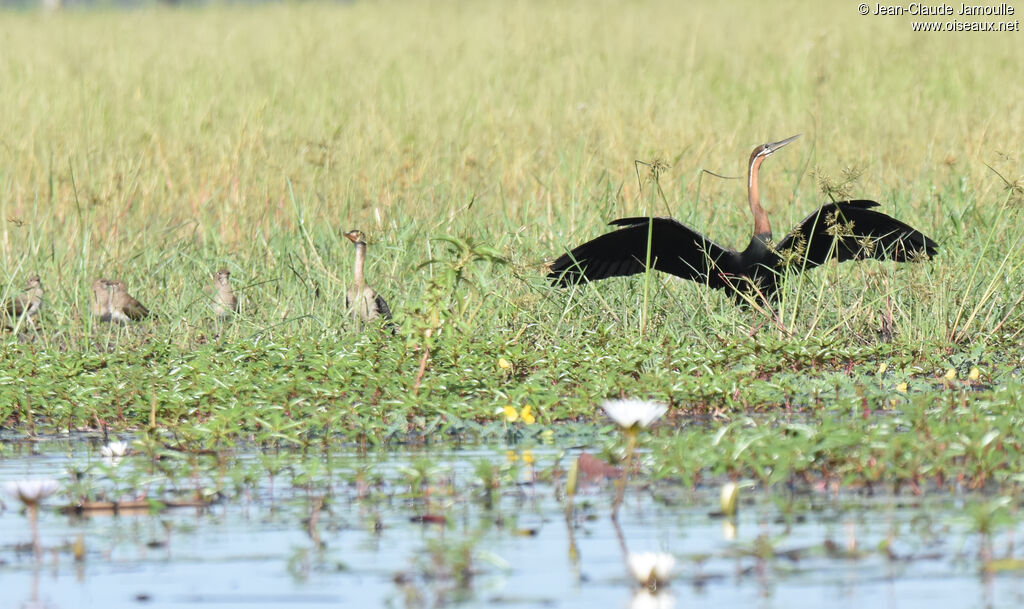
top-left (548, 217), bottom-right (735, 290)
top-left (774, 200), bottom-right (938, 271)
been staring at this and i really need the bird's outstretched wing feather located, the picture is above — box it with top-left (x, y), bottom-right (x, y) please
top-left (774, 200), bottom-right (937, 271)
top-left (548, 217), bottom-right (735, 290)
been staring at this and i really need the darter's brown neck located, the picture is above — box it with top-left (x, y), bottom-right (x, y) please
top-left (352, 242), bottom-right (367, 286)
top-left (747, 151), bottom-right (772, 240)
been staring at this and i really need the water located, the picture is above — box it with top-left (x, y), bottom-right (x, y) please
top-left (1, 437), bottom-right (1023, 608)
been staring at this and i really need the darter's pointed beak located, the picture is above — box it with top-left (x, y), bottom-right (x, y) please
top-left (763, 133), bottom-right (801, 155)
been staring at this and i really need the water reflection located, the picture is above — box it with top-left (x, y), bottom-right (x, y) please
top-left (630, 589), bottom-right (676, 609)
top-left (0, 438), bottom-right (1021, 608)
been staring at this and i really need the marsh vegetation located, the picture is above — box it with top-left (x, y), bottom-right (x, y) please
top-left (0, 1), bottom-right (1023, 606)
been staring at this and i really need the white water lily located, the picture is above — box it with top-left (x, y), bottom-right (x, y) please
top-left (627, 552), bottom-right (676, 588)
top-left (630, 590), bottom-right (676, 609)
top-left (4, 479), bottom-right (59, 507)
top-left (601, 399), bottom-right (668, 430)
top-left (100, 441), bottom-right (130, 458)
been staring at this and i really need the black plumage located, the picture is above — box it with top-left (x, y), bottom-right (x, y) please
top-left (549, 136), bottom-right (937, 303)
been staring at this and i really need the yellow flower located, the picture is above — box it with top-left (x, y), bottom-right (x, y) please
top-left (498, 358), bottom-right (513, 371)
top-left (969, 367), bottom-right (980, 381)
top-left (521, 405), bottom-right (536, 425)
top-left (944, 368), bottom-right (957, 381)
top-left (877, 362), bottom-right (888, 375)
top-left (522, 450), bottom-right (534, 464)
top-left (501, 406), bottom-right (519, 422)
top-left (896, 382), bottom-right (908, 394)
top-left (505, 450), bottom-right (518, 462)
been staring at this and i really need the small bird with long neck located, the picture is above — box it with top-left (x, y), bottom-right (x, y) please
top-left (344, 229), bottom-right (393, 326)
top-left (107, 279), bottom-right (149, 323)
top-left (210, 269), bottom-right (238, 319)
top-left (4, 275), bottom-right (44, 329)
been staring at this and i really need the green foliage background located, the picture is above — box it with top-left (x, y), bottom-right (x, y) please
top-left (0, 1), bottom-right (1022, 464)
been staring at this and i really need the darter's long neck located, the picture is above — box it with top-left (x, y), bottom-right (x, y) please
top-left (748, 154), bottom-right (772, 240)
top-left (353, 243), bottom-right (367, 286)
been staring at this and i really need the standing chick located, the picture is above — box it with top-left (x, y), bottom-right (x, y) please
top-left (344, 229), bottom-right (393, 326)
top-left (211, 269), bottom-right (238, 319)
top-left (91, 278), bottom-right (112, 322)
top-left (4, 275), bottom-right (44, 329)
top-left (107, 279), bottom-right (149, 323)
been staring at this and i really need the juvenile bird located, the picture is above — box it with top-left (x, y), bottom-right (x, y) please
top-left (107, 279), bottom-right (149, 323)
top-left (210, 269), bottom-right (238, 319)
top-left (4, 275), bottom-right (43, 329)
top-left (91, 278), bottom-right (112, 322)
top-left (344, 229), bottom-right (393, 327)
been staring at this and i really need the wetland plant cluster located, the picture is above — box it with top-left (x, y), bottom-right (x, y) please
top-left (0, 2), bottom-right (1024, 605)
top-left (6, 405), bottom-right (1024, 608)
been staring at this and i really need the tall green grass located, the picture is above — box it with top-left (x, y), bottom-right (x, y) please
top-left (0, 1), bottom-right (1021, 433)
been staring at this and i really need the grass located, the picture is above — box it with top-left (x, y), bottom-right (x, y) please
top-left (0, 1), bottom-right (1023, 488)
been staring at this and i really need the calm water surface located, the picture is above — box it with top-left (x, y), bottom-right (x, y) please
top-left (1, 437), bottom-right (1022, 609)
